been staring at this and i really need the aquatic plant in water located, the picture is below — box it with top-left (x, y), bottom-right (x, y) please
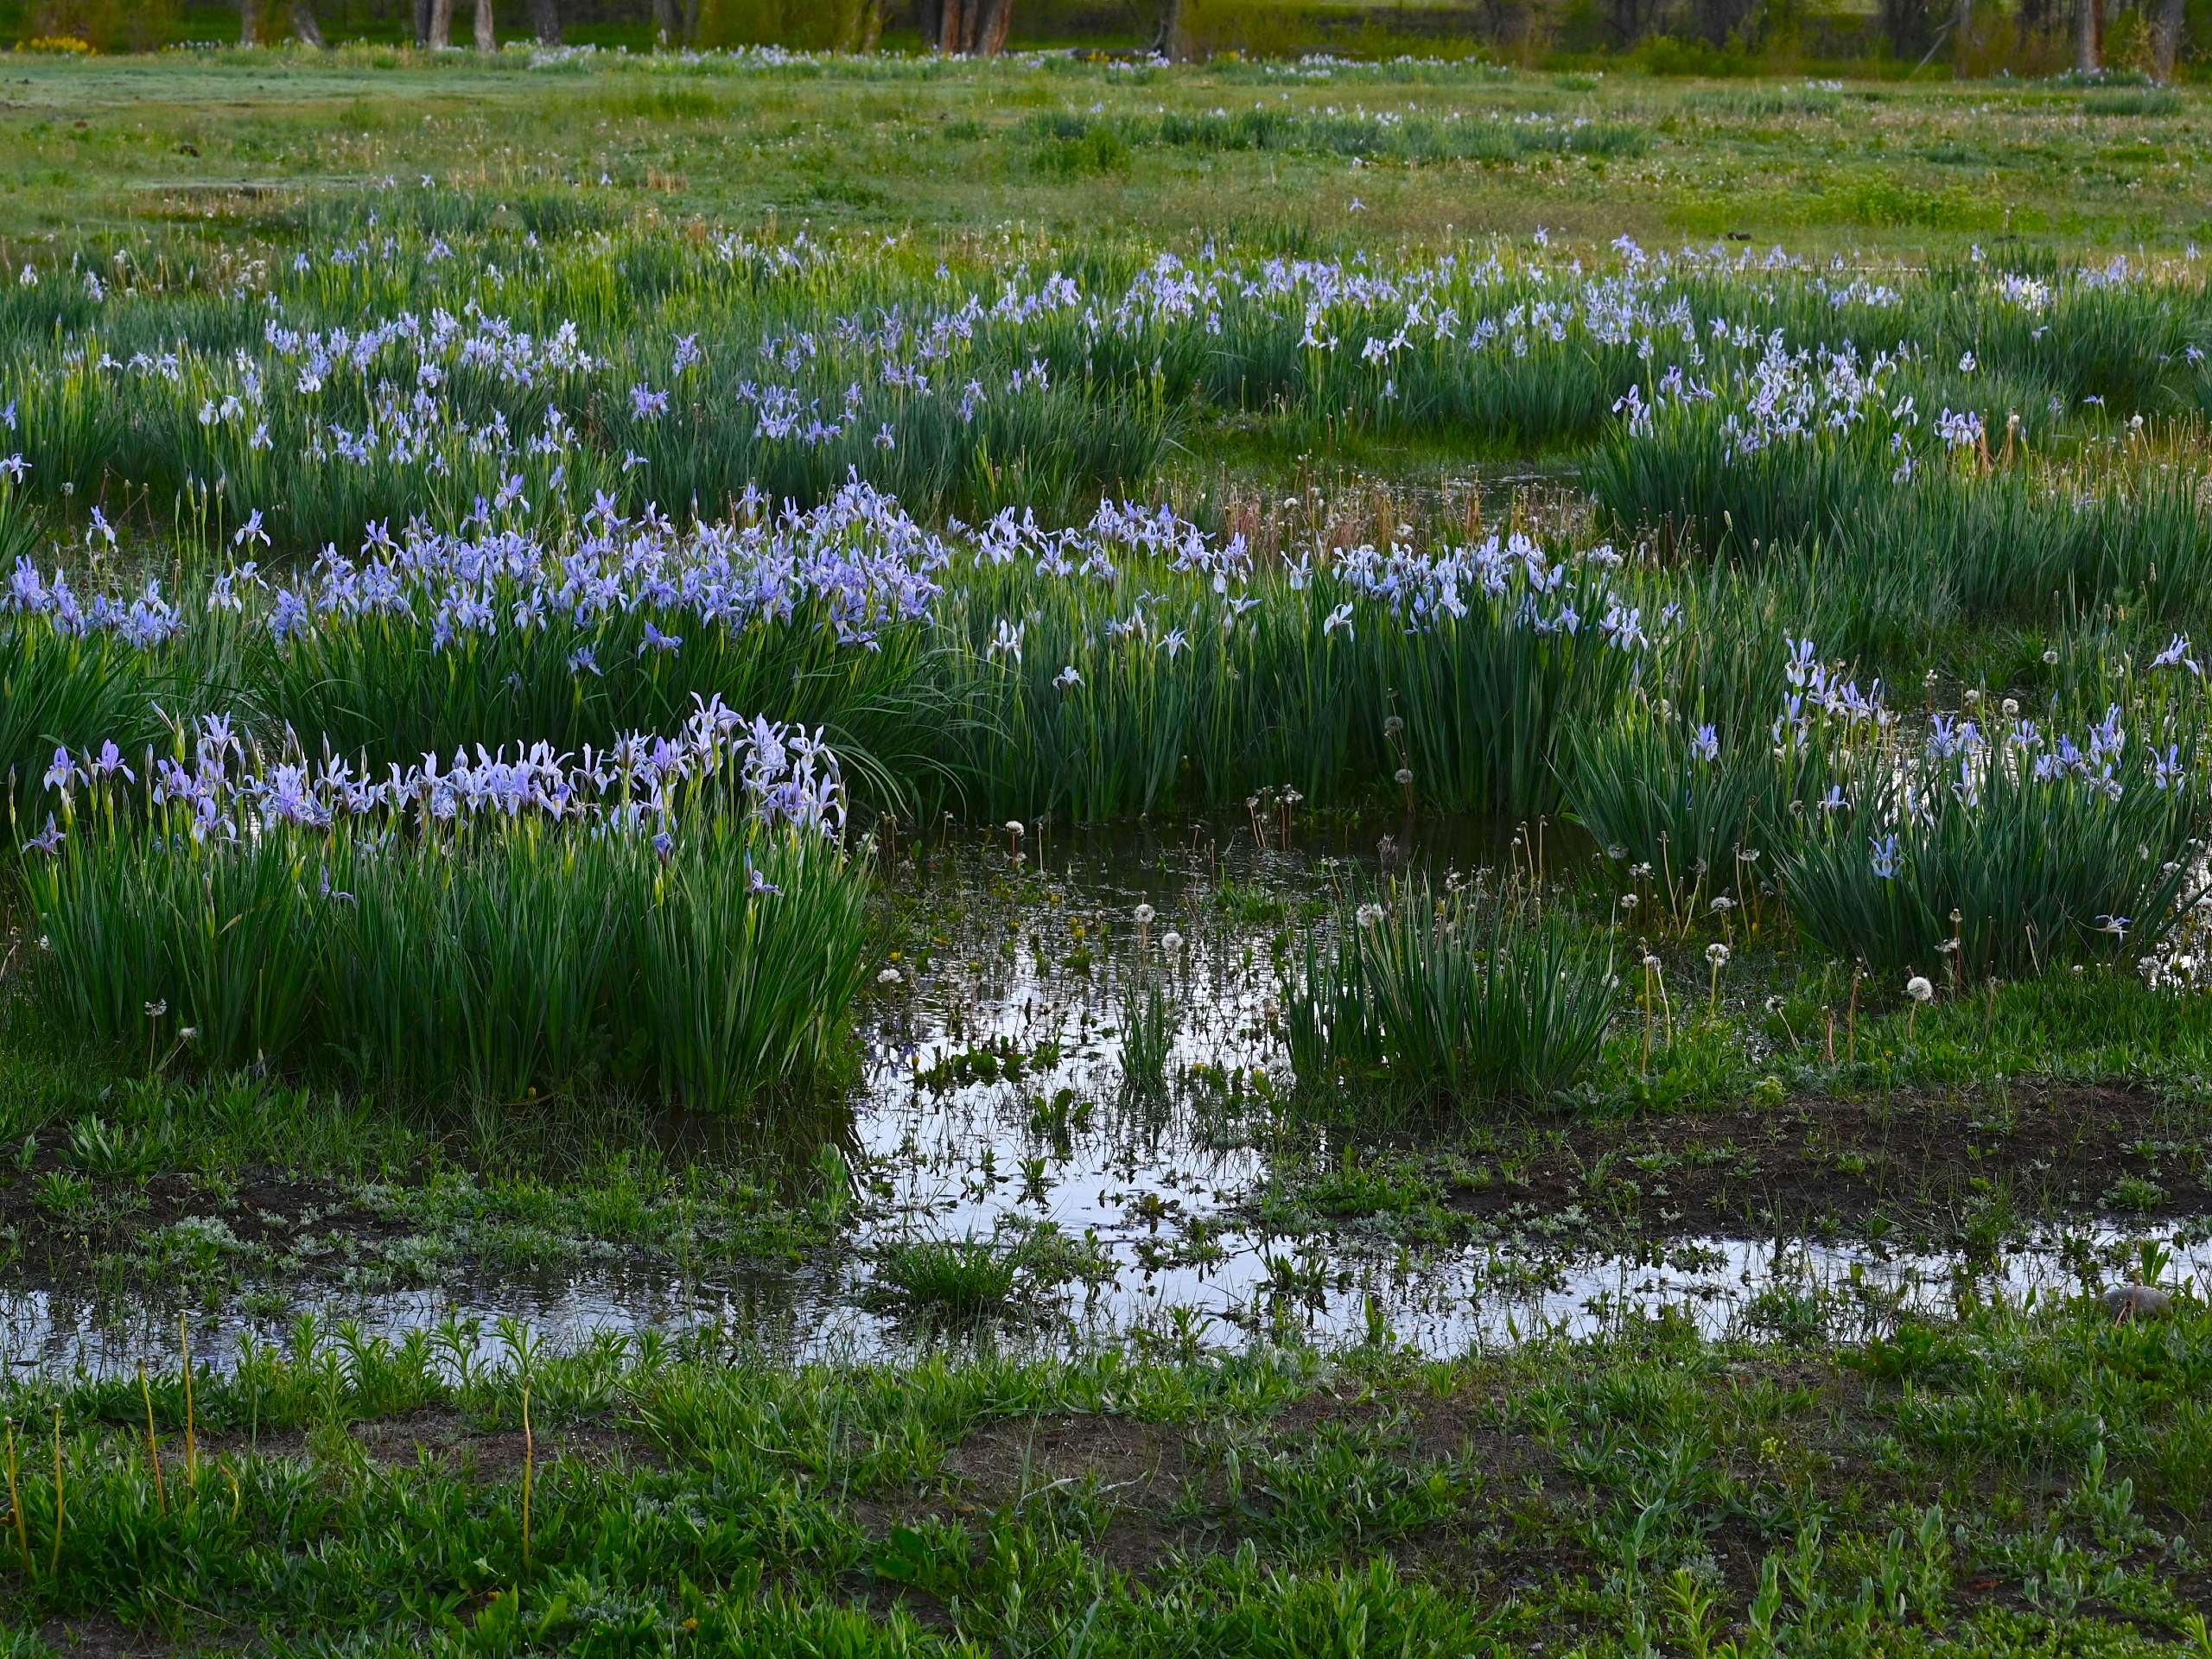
top-left (1287, 876), bottom-right (1615, 1104)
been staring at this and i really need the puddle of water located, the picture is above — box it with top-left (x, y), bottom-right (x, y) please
top-left (11, 1224), bottom-right (2207, 1380)
top-left (3, 815), bottom-right (2204, 1379)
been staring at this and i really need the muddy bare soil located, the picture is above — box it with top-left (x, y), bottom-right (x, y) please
top-left (5, 1084), bottom-right (2208, 1280)
top-left (1424, 1083), bottom-right (2212, 1236)
top-left (0, 1154), bottom-right (404, 1275)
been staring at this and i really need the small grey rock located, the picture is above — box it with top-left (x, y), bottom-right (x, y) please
top-left (2104, 1282), bottom-right (2174, 1320)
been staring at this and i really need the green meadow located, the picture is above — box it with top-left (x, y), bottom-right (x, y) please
top-left (4, 40), bottom-right (2212, 1656)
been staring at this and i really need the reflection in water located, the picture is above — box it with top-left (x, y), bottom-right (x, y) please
top-left (11, 1227), bottom-right (2209, 1380)
top-left (3, 818), bottom-right (2204, 1377)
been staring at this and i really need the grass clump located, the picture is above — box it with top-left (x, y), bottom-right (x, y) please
top-left (871, 1236), bottom-right (1020, 1322)
top-left (1777, 705), bottom-right (2207, 981)
top-left (1565, 700), bottom-right (1832, 925)
top-left (17, 705), bottom-right (871, 1110)
top-left (1287, 878), bottom-right (1615, 1105)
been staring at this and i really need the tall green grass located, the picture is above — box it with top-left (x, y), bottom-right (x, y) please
top-left (1564, 704), bottom-right (1832, 922)
top-left (1, 626), bottom-right (159, 827)
top-left (20, 748), bottom-right (870, 1109)
top-left (1287, 878), bottom-right (1615, 1103)
top-left (1776, 717), bottom-right (2206, 981)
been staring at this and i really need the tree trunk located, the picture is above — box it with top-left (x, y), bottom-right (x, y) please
top-left (240, 0), bottom-right (264, 45)
top-left (976, 0), bottom-right (1014, 52)
top-left (414, 0), bottom-right (432, 43)
top-left (289, 0), bottom-right (327, 44)
top-left (2075, 0), bottom-right (2101, 71)
top-left (529, 0), bottom-right (561, 43)
top-left (932, 0), bottom-right (1013, 51)
top-left (1151, 0), bottom-right (1184, 55)
top-left (428, 0), bottom-right (454, 46)
top-left (474, 0), bottom-right (496, 48)
top-left (651, 0), bottom-right (682, 44)
top-left (2153, 0), bottom-right (2184, 78)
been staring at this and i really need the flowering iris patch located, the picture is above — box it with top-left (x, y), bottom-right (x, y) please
top-left (1777, 701), bottom-right (2207, 979)
top-left (942, 505), bottom-right (1655, 821)
top-left (19, 701), bottom-right (868, 1109)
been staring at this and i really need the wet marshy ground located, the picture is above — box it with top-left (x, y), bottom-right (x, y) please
top-left (5, 813), bottom-right (2209, 1377)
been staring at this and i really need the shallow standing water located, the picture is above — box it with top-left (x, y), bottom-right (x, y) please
top-left (5, 816), bottom-right (2205, 1377)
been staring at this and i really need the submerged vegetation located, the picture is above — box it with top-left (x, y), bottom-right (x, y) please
top-left (4, 40), bottom-right (2212, 1656)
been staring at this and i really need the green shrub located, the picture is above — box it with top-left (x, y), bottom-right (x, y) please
top-left (18, 0), bottom-right (177, 50)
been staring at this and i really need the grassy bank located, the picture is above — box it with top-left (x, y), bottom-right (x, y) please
top-left (8, 1306), bottom-right (2212, 1653)
top-left (0, 48), bottom-right (2206, 249)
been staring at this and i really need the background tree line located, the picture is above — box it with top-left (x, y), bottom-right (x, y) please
top-left (8, 0), bottom-right (2202, 79)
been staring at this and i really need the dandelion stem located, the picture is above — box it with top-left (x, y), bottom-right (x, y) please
top-left (141, 1363), bottom-right (167, 1516)
top-left (49, 1407), bottom-right (63, 1578)
top-left (4, 1417), bottom-right (28, 1575)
